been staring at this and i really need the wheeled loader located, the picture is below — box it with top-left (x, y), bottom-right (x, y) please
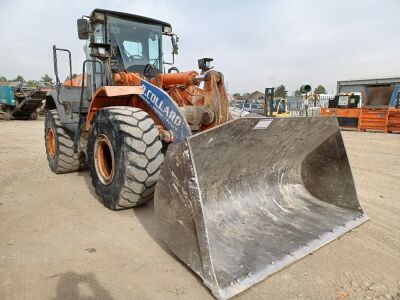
top-left (44, 9), bottom-right (368, 299)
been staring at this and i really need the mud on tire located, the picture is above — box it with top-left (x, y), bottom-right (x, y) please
top-left (87, 107), bottom-right (163, 210)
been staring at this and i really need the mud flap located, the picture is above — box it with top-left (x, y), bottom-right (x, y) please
top-left (154, 117), bottom-right (367, 300)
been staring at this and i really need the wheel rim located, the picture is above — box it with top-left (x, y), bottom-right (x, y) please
top-left (47, 128), bottom-right (56, 159)
top-left (94, 134), bottom-right (115, 185)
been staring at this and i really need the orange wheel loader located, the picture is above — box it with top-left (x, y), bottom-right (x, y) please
top-left (44, 9), bottom-right (367, 299)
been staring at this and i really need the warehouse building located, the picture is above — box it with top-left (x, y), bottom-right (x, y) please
top-left (337, 77), bottom-right (400, 93)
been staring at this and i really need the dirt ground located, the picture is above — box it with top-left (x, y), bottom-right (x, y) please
top-left (0, 119), bottom-right (399, 300)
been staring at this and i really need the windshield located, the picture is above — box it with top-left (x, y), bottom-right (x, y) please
top-left (338, 96), bottom-right (348, 106)
top-left (107, 16), bottom-right (162, 73)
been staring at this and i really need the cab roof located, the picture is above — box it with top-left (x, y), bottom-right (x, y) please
top-left (91, 9), bottom-right (171, 28)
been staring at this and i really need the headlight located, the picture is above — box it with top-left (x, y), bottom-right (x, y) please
top-left (93, 12), bottom-right (105, 21)
top-left (163, 25), bottom-right (172, 33)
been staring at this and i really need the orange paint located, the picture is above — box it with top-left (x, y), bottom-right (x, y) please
top-left (47, 127), bottom-right (56, 158)
top-left (84, 69), bottom-right (229, 136)
top-left (157, 71), bottom-right (198, 87)
top-left (95, 134), bottom-right (115, 185)
top-left (63, 74), bottom-right (86, 87)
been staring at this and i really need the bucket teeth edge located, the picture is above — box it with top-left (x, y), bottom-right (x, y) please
top-left (210, 213), bottom-right (368, 300)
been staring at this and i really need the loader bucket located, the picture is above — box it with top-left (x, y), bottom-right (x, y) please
top-left (154, 116), bottom-right (367, 300)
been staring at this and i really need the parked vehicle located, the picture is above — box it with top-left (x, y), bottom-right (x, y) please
top-left (236, 102), bottom-right (265, 115)
top-left (272, 98), bottom-right (289, 117)
top-left (0, 82), bottom-right (46, 120)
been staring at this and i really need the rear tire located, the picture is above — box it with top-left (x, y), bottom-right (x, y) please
top-left (29, 110), bottom-right (38, 120)
top-left (2, 107), bottom-right (12, 121)
top-left (44, 110), bottom-right (86, 173)
top-left (87, 107), bottom-right (163, 210)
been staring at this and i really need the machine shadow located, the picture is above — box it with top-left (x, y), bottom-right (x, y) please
top-left (78, 169), bottom-right (98, 199)
top-left (53, 271), bottom-right (113, 300)
top-left (77, 168), bottom-right (208, 292)
top-left (133, 199), bottom-right (208, 289)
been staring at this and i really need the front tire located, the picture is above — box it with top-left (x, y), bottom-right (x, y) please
top-left (87, 107), bottom-right (163, 210)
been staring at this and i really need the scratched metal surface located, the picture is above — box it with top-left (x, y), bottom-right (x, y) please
top-left (155, 117), bottom-right (367, 300)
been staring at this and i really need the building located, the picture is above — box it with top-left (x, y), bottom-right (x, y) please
top-left (337, 77), bottom-right (400, 94)
top-left (248, 91), bottom-right (265, 102)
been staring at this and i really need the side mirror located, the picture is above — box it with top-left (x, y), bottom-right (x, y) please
top-left (171, 35), bottom-right (178, 55)
top-left (77, 19), bottom-right (90, 40)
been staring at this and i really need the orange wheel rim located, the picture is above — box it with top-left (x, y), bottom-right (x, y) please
top-left (94, 134), bottom-right (115, 185)
top-left (47, 128), bottom-right (56, 159)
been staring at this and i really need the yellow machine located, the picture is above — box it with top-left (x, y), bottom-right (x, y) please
top-left (272, 98), bottom-right (289, 117)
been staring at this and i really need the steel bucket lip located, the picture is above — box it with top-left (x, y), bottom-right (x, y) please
top-left (187, 115), bottom-right (339, 141)
top-left (207, 214), bottom-right (368, 300)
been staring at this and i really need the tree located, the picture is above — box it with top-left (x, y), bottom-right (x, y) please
top-left (0, 76), bottom-right (7, 82)
top-left (65, 74), bottom-right (78, 81)
top-left (314, 85), bottom-right (327, 94)
top-left (232, 93), bottom-right (241, 98)
top-left (294, 90), bottom-right (302, 97)
top-left (27, 80), bottom-right (39, 87)
top-left (41, 73), bottom-right (54, 85)
top-left (275, 85), bottom-right (288, 98)
top-left (13, 75), bottom-right (25, 82)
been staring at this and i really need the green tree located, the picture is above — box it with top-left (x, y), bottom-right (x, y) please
top-left (0, 76), bottom-right (7, 82)
top-left (275, 85), bottom-right (288, 98)
top-left (41, 73), bottom-right (54, 85)
top-left (13, 75), bottom-right (25, 82)
top-left (314, 85), bottom-right (327, 94)
top-left (232, 93), bottom-right (241, 98)
top-left (27, 80), bottom-right (39, 87)
top-left (294, 90), bottom-right (302, 97)
top-left (65, 74), bottom-right (78, 81)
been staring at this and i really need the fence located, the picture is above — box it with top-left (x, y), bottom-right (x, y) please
top-left (287, 96), bottom-right (333, 117)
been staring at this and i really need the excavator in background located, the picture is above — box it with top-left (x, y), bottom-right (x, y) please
top-left (0, 82), bottom-right (46, 120)
top-left (44, 9), bottom-right (367, 299)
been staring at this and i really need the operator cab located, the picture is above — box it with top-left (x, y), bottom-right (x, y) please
top-left (77, 9), bottom-right (178, 81)
top-left (107, 16), bottom-right (162, 74)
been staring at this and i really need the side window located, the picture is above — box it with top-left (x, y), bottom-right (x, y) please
top-left (243, 103), bottom-right (250, 109)
top-left (148, 33), bottom-right (160, 67)
top-left (93, 23), bottom-right (104, 43)
top-left (123, 40), bottom-right (143, 57)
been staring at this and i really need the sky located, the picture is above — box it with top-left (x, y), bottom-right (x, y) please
top-left (0, 0), bottom-right (399, 95)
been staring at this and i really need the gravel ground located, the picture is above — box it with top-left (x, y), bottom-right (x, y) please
top-left (0, 119), bottom-right (399, 300)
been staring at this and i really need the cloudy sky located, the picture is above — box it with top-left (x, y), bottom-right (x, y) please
top-left (1, 0), bottom-right (399, 94)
